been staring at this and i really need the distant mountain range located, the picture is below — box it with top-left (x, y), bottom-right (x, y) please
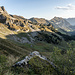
top-left (29, 17), bottom-right (50, 25)
top-left (49, 17), bottom-right (72, 31)
top-left (29, 17), bottom-right (74, 32)
top-left (66, 18), bottom-right (75, 26)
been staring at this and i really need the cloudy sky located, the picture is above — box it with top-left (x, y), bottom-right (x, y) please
top-left (0, 0), bottom-right (75, 20)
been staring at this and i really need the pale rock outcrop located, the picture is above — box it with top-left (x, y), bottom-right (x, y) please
top-left (13, 51), bottom-right (56, 68)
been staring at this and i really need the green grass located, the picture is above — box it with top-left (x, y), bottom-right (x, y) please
top-left (28, 56), bottom-right (58, 75)
top-left (0, 36), bottom-right (75, 75)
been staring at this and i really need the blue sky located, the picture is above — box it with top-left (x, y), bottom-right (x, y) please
top-left (0, 0), bottom-right (75, 20)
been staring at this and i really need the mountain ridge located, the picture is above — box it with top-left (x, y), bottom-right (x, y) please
top-left (0, 6), bottom-right (74, 44)
top-left (0, 6), bottom-right (64, 44)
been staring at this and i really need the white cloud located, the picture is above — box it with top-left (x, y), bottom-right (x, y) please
top-left (56, 4), bottom-right (75, 10)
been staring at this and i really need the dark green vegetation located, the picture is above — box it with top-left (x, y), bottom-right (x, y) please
top-left (28, 56), bottom-right (58, 75)
top-left (0, 36), bottom-right (75, 75)
top-left (12, 56), bottom-right (58, 75)
top-left (35, 31), bottom-right (62, 44)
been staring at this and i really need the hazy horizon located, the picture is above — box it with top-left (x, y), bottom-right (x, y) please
top-left (0, 0), bottom-right (75, 20)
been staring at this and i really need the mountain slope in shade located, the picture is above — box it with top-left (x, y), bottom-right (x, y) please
top-left (65, 18), bottom-right (75, 34)
top-left (49, 17), bottom-right (72, 31)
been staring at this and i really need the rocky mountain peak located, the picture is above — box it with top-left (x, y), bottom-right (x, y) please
top-left (1, 6), bottom-right (5, 11)
top-left (0, 6), bottom-right (8, 14)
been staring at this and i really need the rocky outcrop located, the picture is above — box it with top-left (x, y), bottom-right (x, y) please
top-left (13, 51), bottom-right (56, 68)
top-left (0, 6), bottom-right (8, 14)
top-left (0, 6), bottom-right (28, 31)
top-left (0, 6), bottom-right (7, 23)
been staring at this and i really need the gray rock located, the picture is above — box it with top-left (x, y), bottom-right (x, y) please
top-left (13, 51), bottom-right (56, 69)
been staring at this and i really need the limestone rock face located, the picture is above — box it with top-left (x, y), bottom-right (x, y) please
top-left (0, 6), bottom-right (27, 31)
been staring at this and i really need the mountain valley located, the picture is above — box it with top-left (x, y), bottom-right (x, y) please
top-left (0, 6), bottom-right (75, 75)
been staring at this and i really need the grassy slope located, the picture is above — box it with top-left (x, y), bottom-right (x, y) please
top-left (0, 37), bottom-right (33, 75)
top-left (28, 41), bottom-right (75, 75)
top-left (0, 35), bottom-right (75, 75)
top-left (0, 23), bottom-right (75, 75)
top-left (0, 23), bottom-right (17, 39)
